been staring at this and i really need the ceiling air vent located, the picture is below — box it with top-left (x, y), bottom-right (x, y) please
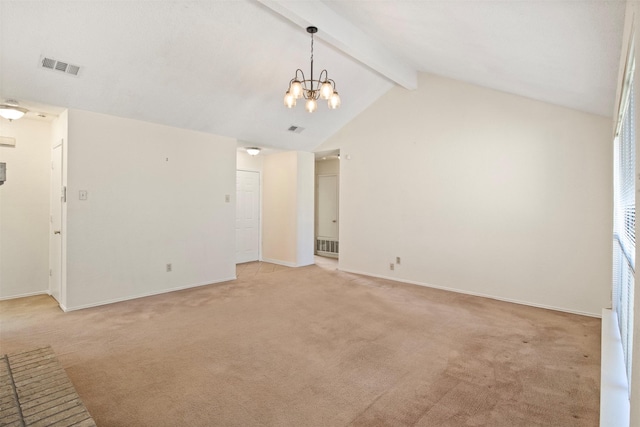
top-left (40, 56), bottom-right (81, 76)
top-left (288, 125), bottom-right (304, 134)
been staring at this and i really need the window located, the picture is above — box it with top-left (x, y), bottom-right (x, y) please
top-left (613, 61), bottom-right (635, 390)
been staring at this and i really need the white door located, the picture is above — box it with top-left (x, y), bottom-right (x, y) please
top-left (236, 170), bottom-right (260, 263)
top-left (49, 143), bottom-right (63, 303)
top-left (317, 175), bottom-right (338, 240)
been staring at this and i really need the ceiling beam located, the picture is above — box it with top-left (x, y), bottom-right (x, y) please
top-left (257, 0), bottom-right (418, 90)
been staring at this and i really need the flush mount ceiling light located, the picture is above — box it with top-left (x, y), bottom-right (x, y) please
top-left (284, 26), bottom-right (341, 113)
top-left (0, 100), bottom-right (28, 121)
top-left (246, 147), bottom-right (261, 156)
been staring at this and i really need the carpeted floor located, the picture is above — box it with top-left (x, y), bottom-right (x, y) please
top-left (0, 261), bottom-right (600, 426)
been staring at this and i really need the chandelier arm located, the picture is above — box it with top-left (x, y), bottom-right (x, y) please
top-left (318, 69), bottom-right (329, 82)
top-left (299, 79), bottom-right (323, 99)
top-left (293, 69), bottom-right (310, 94)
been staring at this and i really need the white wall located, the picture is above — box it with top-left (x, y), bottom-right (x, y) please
top-left (296, 151), bottom-right (315, 266)
top-left (262, 151), bottom-right (314, 267)
top-left (0, 118), bottom-right (52, 299)
top-left (64, 109), bottom-right (237, 310)
top-left (321, 73), bottom-right (612, 317)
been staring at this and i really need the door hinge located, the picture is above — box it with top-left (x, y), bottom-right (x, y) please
top-left (62, 186), bottom-right (67, 203)
top-left (49, 269), bottom-right (52, 277)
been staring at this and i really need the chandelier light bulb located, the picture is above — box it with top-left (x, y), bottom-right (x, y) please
top-left (305, 98), bottom-right (318, 113)
top-left (328, 91), bottom-right (341, 109)
top-left (290, 80), bottom-right (304, 99)
top-left (284, 91), bottom-right (296, 108)
top-left (320, 81), bottom-right (334, 100)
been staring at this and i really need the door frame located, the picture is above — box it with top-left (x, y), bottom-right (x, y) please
top-left (49, 140), bottom-right (64, 304)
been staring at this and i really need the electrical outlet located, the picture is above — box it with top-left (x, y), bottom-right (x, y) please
top-left (390, 263), bottom-right (395, 271)
top-left (166, 263), bottom-right (172, 272)
top-left (396, 257), bottom-right (401, 264)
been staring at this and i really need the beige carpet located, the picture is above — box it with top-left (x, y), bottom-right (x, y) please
top-left (0, 262), bottom-right (600, 426)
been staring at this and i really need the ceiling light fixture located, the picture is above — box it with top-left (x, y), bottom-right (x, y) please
top-left (246, 147), bottom-right (261, 156)
top-left (284, 26), bottom-right (341, 113)
top-left (0, 100), bottom-right (28, 121)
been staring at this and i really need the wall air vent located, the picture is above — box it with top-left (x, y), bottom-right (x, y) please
top-left (288, 125), bottom-right (304, 134)
top-left (40, 56), bottom-right (81, 76)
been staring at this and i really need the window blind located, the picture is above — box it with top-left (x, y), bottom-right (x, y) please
top-left (615, 83), bottom-right (636, 267)
top-left (613, 70), bottom-right (635, 391)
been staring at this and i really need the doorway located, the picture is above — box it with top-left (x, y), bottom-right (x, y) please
top-left (315, 152), bottom-right (340, 258)
top-left (236, 170), bottom-right (260, 263)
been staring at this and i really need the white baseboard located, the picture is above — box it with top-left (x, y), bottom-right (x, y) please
top-left (0, 290), bottom-right (50, 301)
top-left (61, 276), bottom-right (237, 312)
top-left (338, 268), bottom-right (601, 318)
top-left (600, 308), bottom-right (630, 427)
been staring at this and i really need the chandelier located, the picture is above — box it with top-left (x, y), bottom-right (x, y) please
top-left (284, 26), bottom-right (341, 113)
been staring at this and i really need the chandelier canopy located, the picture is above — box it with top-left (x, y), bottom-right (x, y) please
top-left (284, 26), bottom-right (341, 113)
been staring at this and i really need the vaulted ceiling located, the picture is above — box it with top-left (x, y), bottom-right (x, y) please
top-left (0, 1), bottom-right (625, 152)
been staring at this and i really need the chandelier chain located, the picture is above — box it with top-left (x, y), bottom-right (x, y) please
top-left (310, 31), bottom-right (314, 89)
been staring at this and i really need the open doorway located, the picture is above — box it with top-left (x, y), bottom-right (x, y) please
top-left (315, 150), bottom-right (339, 259)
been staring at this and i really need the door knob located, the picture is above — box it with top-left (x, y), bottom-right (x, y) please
top-left (54, 230), bottom-right (61, 234)
top-left (332, 220), bottom-right (337, 223)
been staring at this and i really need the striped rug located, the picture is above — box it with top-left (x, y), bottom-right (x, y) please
top-left (0, 346), bottom-right (95, 427)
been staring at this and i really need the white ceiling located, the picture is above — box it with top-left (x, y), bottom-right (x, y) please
top-left (0, 0), bottom-right (625, 152)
